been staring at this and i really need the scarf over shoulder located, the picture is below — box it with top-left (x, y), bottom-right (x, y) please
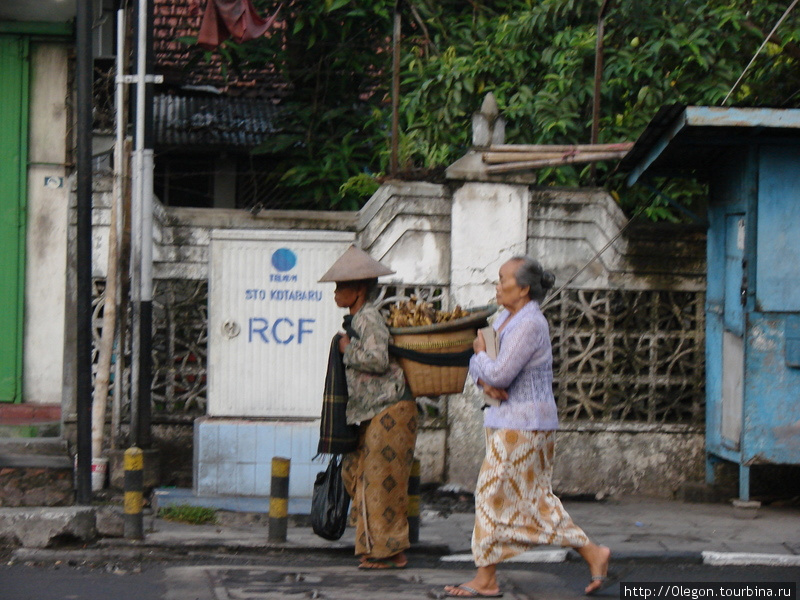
top-left (317, 333), bottom-right (359, 455)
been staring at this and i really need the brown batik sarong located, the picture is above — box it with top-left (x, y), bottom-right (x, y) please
top-left (472, 429), bottom-right (589, 567)
top-left (342, 400), bottom-right (418, 559)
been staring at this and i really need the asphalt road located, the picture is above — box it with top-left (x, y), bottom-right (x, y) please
top-left (1, 552), bottom-right (798, 600)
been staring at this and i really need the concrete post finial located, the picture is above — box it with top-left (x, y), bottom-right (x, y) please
top-left (472, 113), bottom-right (491, 147)
top-left (472, 93), bottom-right (505, 148)
top-left (481, 93), bottom-right (499, 118)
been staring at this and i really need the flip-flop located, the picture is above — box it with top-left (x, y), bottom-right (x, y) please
top-left (358, 556), bottom-right (408, 569)
top-left (585, 569), bottom-right (628, 596)
top-left (444, 584), bottom-right (504, 598)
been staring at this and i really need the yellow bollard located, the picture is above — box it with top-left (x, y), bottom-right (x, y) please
top-left (407, 458), bottom-right (421, 544)
top-left (124, 446), bottom-right (144, 539)
top-left (268, 457), bottom-right (290, 542)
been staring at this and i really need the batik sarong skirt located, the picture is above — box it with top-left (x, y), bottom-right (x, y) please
top-left (342, 400), bottom-right (418, 559)
top-left (472, 428), bottom-right (589, 567)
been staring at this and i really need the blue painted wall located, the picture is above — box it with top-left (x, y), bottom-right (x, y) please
top-left (707, 144), bottom-right (800, 469)
top-left (706, 148), bottom-right (754, 461)
top-left (744, 313), bottom-right (800, 463)
top-left (756, 146), bottom-right (800, 312)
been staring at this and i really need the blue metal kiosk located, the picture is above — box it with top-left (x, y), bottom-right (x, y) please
top-left (622, 106), bottom-right (800, 500)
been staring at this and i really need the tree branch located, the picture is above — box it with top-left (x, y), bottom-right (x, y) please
top-left (742, 19), bottom-right (800, 62)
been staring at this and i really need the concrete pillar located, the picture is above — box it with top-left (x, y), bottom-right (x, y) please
top-left (450, 182), bottom-right (529, 309)
top-left (26, 44), bottom-right (70, 405)
top-left (447, 181), bottom-right (529, 490)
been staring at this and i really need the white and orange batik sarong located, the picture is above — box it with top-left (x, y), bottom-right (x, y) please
top-left (472, 428), bottom-right (589, 567)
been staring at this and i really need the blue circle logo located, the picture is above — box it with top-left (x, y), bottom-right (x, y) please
top-left (271, 248), bottom-right (297, 272)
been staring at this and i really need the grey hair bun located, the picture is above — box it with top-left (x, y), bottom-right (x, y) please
top-left (511, 255), bottom-right (554, 302)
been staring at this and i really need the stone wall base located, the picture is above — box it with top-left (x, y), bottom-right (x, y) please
top-left (553, 428), bottom-right (705, 499)
top-left (0, 467), bottom-right (74, 507)
top-left (446, 402), bottom-right (706, 500)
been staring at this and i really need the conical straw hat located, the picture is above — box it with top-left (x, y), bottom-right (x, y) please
top-left (318, 245), bottom-right (395, 282)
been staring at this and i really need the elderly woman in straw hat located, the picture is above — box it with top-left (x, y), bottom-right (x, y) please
top-left (319, 246), bottom-right (417, 570)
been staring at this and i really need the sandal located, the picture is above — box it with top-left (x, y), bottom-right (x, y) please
top-left (444, 584), bottom-right (504, 598)
top-left (585, 569), bottom-right (627, 596)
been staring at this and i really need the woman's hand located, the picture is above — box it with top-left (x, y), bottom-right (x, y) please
top-left (477, 378), bottom-right (508, 402)
top-left (473, 330), bottom-right (487, 354)
top-left (338, 334), bottom-right (351, 354)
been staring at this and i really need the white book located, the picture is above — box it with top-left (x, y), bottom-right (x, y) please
top-left (478, 325), bottom-right (502, 407)
top-left (480, 325), bottom-right (500, 359)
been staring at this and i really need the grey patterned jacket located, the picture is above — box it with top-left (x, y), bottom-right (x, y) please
top-left (343, 304), bottom-right (408, 424)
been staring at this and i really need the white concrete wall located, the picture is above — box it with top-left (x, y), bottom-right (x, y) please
top-left (450, 182), bottom-right (529, 308)
top-left (358, 182), bottom-right (451, 286)
top-left (23, 44), bottom-right (70, 405)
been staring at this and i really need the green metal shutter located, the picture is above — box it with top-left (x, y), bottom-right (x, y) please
top-left (0, 35), bottom-right (29, 402)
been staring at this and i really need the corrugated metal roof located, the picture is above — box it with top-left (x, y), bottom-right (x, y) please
top-left (154, 94), bottom-right (280, 148)
top-left (619, 105), bottom-right (800, 185)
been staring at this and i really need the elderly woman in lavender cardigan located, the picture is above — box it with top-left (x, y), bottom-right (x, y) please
top-left (443, 256), bottom-right (614, 599)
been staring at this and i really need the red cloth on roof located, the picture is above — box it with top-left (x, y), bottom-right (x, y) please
top-left (198, 0), bottom-right (280, 50)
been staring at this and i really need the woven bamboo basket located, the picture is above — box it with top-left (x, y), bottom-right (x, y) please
top-left (389, 309), bottom-right (491, 397)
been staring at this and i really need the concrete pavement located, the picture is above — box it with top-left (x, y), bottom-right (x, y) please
top-left (3, 495), bottom-right (800, 567)
top-left (4, 495), bottom-right (799, 600)
top-left (108, 495), bottom-right (800, 566)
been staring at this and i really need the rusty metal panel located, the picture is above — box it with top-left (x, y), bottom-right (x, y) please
top-left (207, 230), bottom-right (354, 418)
top-left (744, 314), bottom-right (800, 464)
top-left (685, 106), bottom-right (800, 130)
top-left (787, 316), bottom-right (800, 369)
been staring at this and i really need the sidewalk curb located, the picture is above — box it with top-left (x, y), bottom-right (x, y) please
top-left (96, 538), bottom-right (452, 557)
top-left (9, 544), bottom-right (800, 568)
top-left (442, 549), bottom-right (705, 565)
top-left (702, 552), bottom-right (800, 567)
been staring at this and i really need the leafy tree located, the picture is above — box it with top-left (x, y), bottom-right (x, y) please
top-left (184, 0), bottom-right (800, 217)
top-left (396, 0), bottom-right (800, 217)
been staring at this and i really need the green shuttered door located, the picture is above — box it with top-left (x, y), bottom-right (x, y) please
top-left (0, 35), bottom-right (28, 402)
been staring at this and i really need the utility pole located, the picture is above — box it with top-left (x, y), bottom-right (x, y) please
top-left (590, 0), bottom-right (611, 184)
top-left (390, 1), bottom-right (401, 177)
top-left (130, 0), bottom-right (157, 449)
top-left (75, 0), bottom-right (94, 504)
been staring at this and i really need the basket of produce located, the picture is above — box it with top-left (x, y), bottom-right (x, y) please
top-left (386, 299), bottom-right (492, 397)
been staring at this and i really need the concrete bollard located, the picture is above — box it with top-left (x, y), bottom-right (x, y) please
top-left (407, 458), bottom-right (421, 544)
top-left (123, 446), bottom-right (144, 540)
top-left (268, 456), bottom-right (290, 542)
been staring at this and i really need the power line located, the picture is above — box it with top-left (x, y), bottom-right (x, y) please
top-left (722, 0), bottom-right (800, 106)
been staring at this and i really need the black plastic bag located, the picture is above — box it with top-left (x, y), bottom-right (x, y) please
top-left (311, 455), bottom-right (351, 541)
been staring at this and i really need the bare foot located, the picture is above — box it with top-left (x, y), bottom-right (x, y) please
top-left (582, 544), bottom-right (612, 594)
top-left (443, 581), bottom-right (502, 597)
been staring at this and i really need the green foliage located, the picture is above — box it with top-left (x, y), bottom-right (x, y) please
top-left (339, 172), bottom-right (382, 208)
top-left (185, 0), bottom-right (800, 218)
top-left (391, 0), bottom-right (800, 217)
top-left (232, 1), bottom-right (395, 209)
top-left (158, 504), bottom-right (218, 525)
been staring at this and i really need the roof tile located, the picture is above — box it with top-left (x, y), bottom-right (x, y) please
top-left (153, 0), bottom-right (284, 99)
